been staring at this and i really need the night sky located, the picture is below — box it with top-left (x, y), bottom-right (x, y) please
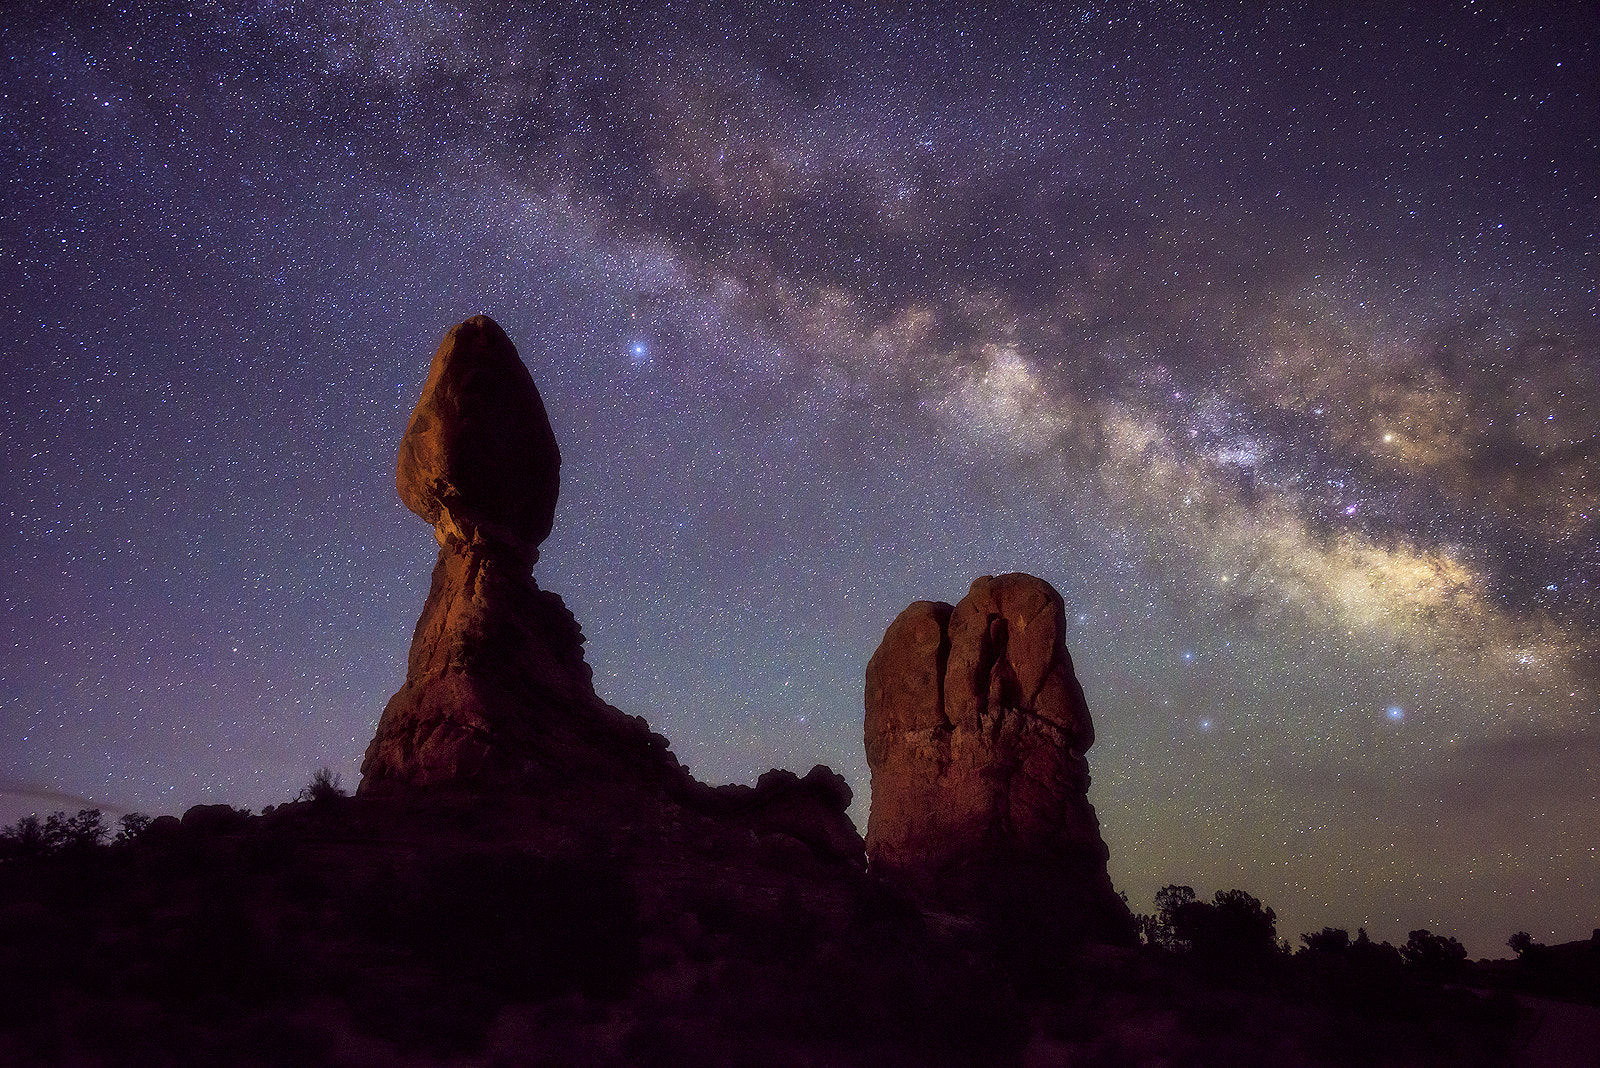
top-left (3, 1), bottom-right (1596, 956)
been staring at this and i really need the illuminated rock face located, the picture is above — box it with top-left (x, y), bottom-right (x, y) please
top-left (360, 317), bottom-right (679, 795)
top-left (395, 315), bottom-right (561, 563)
top-left (358, 318), bottom-right (865, 876)
top-left (864, 574), bottom-right (1132, 943)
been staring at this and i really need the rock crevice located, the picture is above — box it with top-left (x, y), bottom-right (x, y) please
top-left (864, 573), bottom-right (1132, 942)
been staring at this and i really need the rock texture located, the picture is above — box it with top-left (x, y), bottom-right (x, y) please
top-left (359, 316), bottom-right (863, 875)
top-left (396, 315), bottom-right (560, 563)
top-left (864, 573), bottom-right (1131, 941)
top-left (692, 766), bottom-right (865, 863)
top-left (360, 317), bottom-right (687, 795)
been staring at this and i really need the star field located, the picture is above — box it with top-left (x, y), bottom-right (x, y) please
top-left (1, 1), bottom-right (1596, 955)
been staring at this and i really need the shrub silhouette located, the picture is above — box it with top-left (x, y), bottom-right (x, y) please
top-left (1301, 927), bottom-right (1351, 954)
top-left (0, 809), bottom-right (106, 859)
top-left (1402, 929), bottom-right (1468, 973)
top-left (112, 812), bottom-right (152, 846)
top-left (1507, 930), bottom-right (1542, 957)
top-left (1149, 884), bottom-right (1198, 949)
top-left (0, 814), bottom-right (51, 859)
top-left (1148, 885), bottom-right (1279, 964)
top-left (1349, 927), bottom-right (1405, 970)
top-left (50, 809), bottom-right (106, 853)
top-left (298, 767), bottom-right (346, 805)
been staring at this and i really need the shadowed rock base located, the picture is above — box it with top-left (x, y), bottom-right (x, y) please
top-left (359, 539), bottom-right (684, 795)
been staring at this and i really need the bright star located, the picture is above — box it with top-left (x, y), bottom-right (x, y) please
top-left (1386, 706), bottom-right (1404, 721)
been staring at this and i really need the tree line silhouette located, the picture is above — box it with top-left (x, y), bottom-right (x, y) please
top-left (1123, 881), bottom-right (1556, 983)
top-left (1, 781), bottom-right (1588, 1065)
top-left (0, 803), bottom-right (1554, 983)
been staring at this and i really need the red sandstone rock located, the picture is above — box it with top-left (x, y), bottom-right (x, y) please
top-left (864, 574), bottom-right (1129, 940)
top-left (397, 315), bottom-right (560, 561)
top-left (361, 317), bottom-right (681, 796)
top-left (359, 317), bottom-right (865, 876)
top-left (358, 541), bottom-right (681, 794)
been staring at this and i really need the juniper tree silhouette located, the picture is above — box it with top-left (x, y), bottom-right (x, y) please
top-left (298, 767), bottom-right (346, 805)
top-left (1147, 885), bottom-right (1279, 965)
top-left (1300, 927), bottom-right (1351, 954)
top-left (1507, 930), bottom-right (1542, 957)
top-left (1401, 930), bottom-right (1469, 975)
top-left (0, 809), bottom-right (106, 859)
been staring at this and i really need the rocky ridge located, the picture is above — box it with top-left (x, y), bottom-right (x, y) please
top-left (359, 316), bottom-right (1130, 934)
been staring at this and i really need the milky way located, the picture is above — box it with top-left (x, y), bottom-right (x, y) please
top-left (2, 1), bottom-right (1595, 954)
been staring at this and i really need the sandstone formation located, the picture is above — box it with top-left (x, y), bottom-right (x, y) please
top-left (359, 316), bottom-right (862, 874)
top-left (360, 316), bottom-right (687, 795)
top-left (692, 765), bottom-right (864, 863)
top-left (864, 573), bottom-right (1131, 941)
top-left (396, 315), bottom-right (560, 563)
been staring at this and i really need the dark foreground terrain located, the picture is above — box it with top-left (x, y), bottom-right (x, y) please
top-left (5, 790), bottom-right (1588, 1068)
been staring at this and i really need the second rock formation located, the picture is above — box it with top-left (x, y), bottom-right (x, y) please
top-left (865, 574), bottom-right (1132, 942)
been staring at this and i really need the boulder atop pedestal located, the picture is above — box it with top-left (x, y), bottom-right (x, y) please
top-left (864, 573), bottom-right (1132, 944)
top-left (359, 315), bottom-right (684, 796)
top-left (357, 316), bottom-right (864, 878)
top-left (396, 314), bottom-right (561, 561)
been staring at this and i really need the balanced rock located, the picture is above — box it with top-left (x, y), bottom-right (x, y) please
top-left (864, 574), bottom-right (1131, 942)
top-left (396, 315), bottom-right (561, 562)
top-left (359, 316), bottom-right (682, 795)
top-left (359, 317), bottom-right (865, 877)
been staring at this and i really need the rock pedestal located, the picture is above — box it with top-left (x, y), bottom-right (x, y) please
top-left (864, 573), bottom-right (1132, 942)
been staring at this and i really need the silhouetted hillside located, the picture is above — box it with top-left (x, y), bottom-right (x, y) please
top-left (0, 793), bottom-right (1541, 1067)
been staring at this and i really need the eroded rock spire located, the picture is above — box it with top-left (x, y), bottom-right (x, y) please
top-left (864, 573), bottom-right (1133, 943)
top-left (359, 316), bottom-right (679, 795)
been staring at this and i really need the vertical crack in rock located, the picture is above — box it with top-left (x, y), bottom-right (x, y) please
top-left (864, 573), bottom-right (1133, 944)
